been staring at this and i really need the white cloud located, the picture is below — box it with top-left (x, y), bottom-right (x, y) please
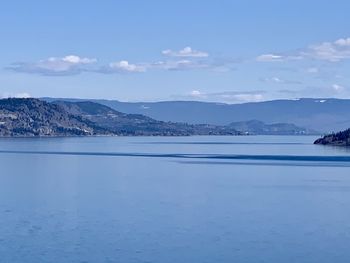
top-left (189, 90), bottom-right (207, 99)
top-left (1, 92), bottom-right (31, 99)
top-left (270, 77), bottom-right (283, 83)
top-left (107, 60), bottom-right (146, 73)
top-left (7, 55), bottom-right (96, 76)
top-left (260, 76), bottom-right (302, 85)
top-left (334, 38), bottom-right (350, 47)
top-left (185, 90), bottom-right (266, 103)
top-left (190, 90), bottom-right (202, 96)
top-left (152, 56), bottom-right (238, 71)
top-left (257, 37), bottom-right (350, 63)
top-left (162, 47), bottom-right (209, 58)
top-left (305, 39), bottom-right (350, 61)
top-left (228, 93), bottom-right (265, 103)
top-left (7, 47), bottom-right (237, 76)
top-left (332, 84), bottom-right (345, 92)
top-left (306, 67), bottom-right (319, 73)
top-left (61, 55), bottom-right (96, 64)
top-left (256, 54), bottom-right (285, 62)
top-left (99, 59), bottom-right (211, 73)
top-left (152, 59), bottom-right (209, 71)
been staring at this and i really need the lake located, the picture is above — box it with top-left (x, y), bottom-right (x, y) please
top-left (1, 135), bottom-right (350, 263)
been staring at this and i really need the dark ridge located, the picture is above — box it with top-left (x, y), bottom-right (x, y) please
top-left (0, 98), bottom-right (109, 136)
top-left (314, 129), bottom-right (350, 146)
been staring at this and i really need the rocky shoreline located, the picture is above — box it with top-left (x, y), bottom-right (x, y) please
top-left (314, 129), bottom-right (350, 146)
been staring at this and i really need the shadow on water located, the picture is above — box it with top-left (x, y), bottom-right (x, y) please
top-left (176, 160), bottom-right (350, 168)
top-left (0, 150), bottom-right (350, 167)
top-left (134, 142), bottom-right (309, 145)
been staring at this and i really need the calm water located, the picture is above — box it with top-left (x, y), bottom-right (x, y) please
top-left (1, 136), bottom-right (350, 263)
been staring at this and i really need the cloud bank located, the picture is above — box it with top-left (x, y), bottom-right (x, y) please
top-left (99, 60), bottom-right (147, 73)
top-left (257, 37), bottom-right (350, 62)
top-left (162, 47), bottom-right (209, 58)
top-left (6, 47), bottom-right (223, 76)
top-left (177, 90), bottom-right (266, 103)
top-left (7, 55), bottom-right (96, 76)
top-left (1, 92), bottom-right (31, 99)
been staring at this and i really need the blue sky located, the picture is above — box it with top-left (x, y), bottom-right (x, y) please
top-left (1, 0), bottom-right (350, 103)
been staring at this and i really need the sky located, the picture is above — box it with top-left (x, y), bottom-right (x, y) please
top-left (1, 0), bottom-right (350, 103)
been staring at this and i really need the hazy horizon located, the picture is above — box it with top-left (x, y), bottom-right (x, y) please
top-left (2, 95), bottom-right (349, 105)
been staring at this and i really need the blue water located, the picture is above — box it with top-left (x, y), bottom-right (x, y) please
top-left (1, 136), bottom-right (350, 263)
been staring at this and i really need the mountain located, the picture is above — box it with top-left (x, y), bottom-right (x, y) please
top-left (0, 98), bottom-right (239, 137)
top-left (43, 98), bottom-right (350, 132)
top-left (228, 120), bottom-right (316, 135)
top-left (53, 100), bottom-right (239, 136)
top-left (314, 129), bottom-right (350, 146)
top-left (0, 98), bottom-right (108, 136)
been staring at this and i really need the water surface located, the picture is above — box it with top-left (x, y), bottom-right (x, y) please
top-left (1, 136), bottom-right (350, 263)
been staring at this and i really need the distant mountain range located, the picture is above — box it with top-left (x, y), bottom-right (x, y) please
top-left (53, 100), bottom-right (239, 136)
top-left (44, 97), bottom-right (350, 133)
top-left (0, 98), bottom-right (239, 136)
top-left (228, 120), bottom-right (315, 135)
top-left (0, 98), bottom-right (314, 137)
